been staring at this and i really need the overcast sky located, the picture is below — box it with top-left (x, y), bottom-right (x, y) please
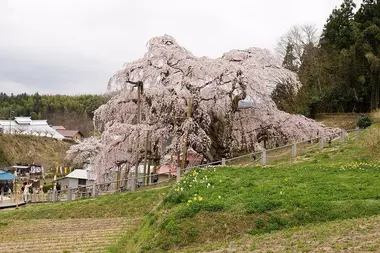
top-left (0, 0), bottom-right (362, 95)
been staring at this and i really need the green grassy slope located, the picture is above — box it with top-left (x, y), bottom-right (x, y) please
top-left (0, 189), bottom-right (168, 220)
top-left (112, 127), bottom-right (380, 252)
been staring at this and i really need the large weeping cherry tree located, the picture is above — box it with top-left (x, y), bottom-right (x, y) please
top-left (66, 35), bottom-right (341, 182)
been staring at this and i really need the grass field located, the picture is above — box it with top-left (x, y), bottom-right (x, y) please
top-left (315, 113), bottom-right (363, 129)
top-left (112, 127), bottom-right (380, 252)
top-left (0, 188), bottom-right (168, 253)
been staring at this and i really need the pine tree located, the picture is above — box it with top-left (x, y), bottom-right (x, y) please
top-left (282, 43), bottom-right (298, 72)
top-left (320, 0), bottom-right (356, 50)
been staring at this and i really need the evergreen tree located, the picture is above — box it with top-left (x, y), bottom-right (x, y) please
top-left (282, 43), bottom-right (298, 72)
top-left (320, 0), bottom-right (356, 50)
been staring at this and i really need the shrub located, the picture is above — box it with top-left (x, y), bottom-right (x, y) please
top-left (43, 183), bottom-right (54, 193)
top-left (357, 115), bottom-right (372, 129)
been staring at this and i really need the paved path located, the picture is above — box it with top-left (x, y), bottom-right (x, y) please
top-left (0, 200), bottom-right (25, 209)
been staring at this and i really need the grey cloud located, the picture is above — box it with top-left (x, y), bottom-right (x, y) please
top-left (0, 0), bottom-right (363, 94)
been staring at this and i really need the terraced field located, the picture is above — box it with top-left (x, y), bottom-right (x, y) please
top-left (0, 188), bottom-right (169, 253)
top-left (1, 218), bottom-right (140, 252)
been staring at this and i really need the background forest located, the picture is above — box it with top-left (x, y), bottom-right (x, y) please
top-left (273, 0), bottom-right (380, 118)
top-left (0, 93), bottom-right (108, 136)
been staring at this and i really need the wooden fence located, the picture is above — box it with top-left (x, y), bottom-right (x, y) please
top-left (2, 127), bottom-right (364, 205)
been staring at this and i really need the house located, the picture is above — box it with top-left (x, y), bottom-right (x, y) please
top-left (0, 117), bottom-right (64, 140)
top-left (53, 126), bottom-right (84, 142)
top-left (153, 149), bottom-right (204, 182)
top-left (57, 169), bottom-right (95, 189)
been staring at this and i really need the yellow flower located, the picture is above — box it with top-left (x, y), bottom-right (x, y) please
top-left (218, 196), bottom-right (221, 199)
top-left (193, 197), bottom-right (197, 201)
top-left (198, 196), bottom-right (203, 201)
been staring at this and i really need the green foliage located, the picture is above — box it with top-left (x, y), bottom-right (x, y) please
top-left (42, 183), bottom-right (54, 193)
top-left (271, 78), bottom-right (298, 113)
top-left (357, 115), bottom-right (373, 128)
top-left (282, 43), bottom-right (298, 72)
top-left (0, 93), bottom-right (107, 119)
top-left (293, 0), bottom-right (380, 115)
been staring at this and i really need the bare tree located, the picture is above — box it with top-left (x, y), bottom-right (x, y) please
top-left (276, 24), bottom-right (319, 67)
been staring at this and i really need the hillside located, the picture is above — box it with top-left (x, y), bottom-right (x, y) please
top-left (0, 134), bottom-right (72, 169)
top-left (109, 122), bottom-right (380, 252)
top-left (2, 115), bottom-right (380, 252)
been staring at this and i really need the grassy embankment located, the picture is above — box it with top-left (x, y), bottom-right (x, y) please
top-left (0, 134), bottom-right (71, 169)
top-left (110, 113), bottom-right (380, 252)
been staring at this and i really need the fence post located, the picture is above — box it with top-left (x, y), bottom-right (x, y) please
top-left (292, 143), bottom-right (297, 157)
top-left (0, 190), bottom-right (3, 203)
top-left (340, 131), bottom-right (345, 143)
top-left (356, 127), bottom-right (359, 136)
top-left (168, 169), bottom-right (171, 181)
top-left (222, 158), bottom-right (226, 166)
top-left (176, 167), bottom-right (181, 182)
top-left (53, 189), bottom-right (58, 202)
top-left (131, 174), bottom-right (136, 192)
top-left (319, 137), bottom-right (324, 148)
top-left (261, 150), bottom-right (267, 166)
top-left (92, 184), bottom-right (97, 198)
top-left (67, 188), bottom-right (72, 202)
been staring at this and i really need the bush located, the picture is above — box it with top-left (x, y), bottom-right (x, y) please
top-left (357, 115), bottom-right (372, 129)
top-left (43, 183), bottom-right (54, 193)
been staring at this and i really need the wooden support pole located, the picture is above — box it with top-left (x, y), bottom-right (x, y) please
top-left (116, 166), bottom-right (121, 192)
top-left (180, 96), bottom-right (192, 177)
top-left (143, 131), bottom-right (150, 186)
top-left (92, 184), bottom-right (97, 198)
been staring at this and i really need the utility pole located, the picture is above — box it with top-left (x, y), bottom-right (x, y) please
top-left (180, 96), bottom-right (192, 175)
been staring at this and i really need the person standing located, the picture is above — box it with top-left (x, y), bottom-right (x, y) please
top-left (23, 182), bottom-right (32, 203)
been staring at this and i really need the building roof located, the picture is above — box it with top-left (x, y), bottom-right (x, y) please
top-left (64, 169), bottom-right (94, 180)
top-left (0, 170), bottom-right (16, 180)
top-left (0, 117), bottom-right (65, 140)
